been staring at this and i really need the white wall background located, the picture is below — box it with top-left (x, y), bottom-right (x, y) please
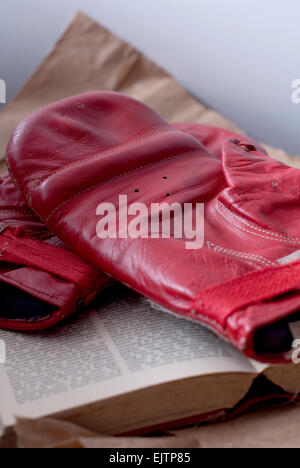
top-left (0, 0), bottom-right (299, 154)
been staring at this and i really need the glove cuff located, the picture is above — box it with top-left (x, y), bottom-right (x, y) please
top-left (0, 227), bottom-right (109, 330)
top-left (193, 261), bottom-right (300, 362)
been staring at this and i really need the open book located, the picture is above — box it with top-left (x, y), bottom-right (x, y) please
top-left (0, 285), bottom-right (299, 443)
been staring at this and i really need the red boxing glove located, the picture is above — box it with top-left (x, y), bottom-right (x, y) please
top-left (7, 91), bottom-right (300, 362)
top-left (0, 174), bottom-right (110, 330)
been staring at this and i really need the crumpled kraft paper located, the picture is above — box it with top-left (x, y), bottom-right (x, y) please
top-left (0, 11), bottom-right (299, 448)
top-left (176, 404), bottom-right (300, 448)
top-left (16, 404), bottom-right (300, 448)
top-left (16, 418), bottom-right (201, 449)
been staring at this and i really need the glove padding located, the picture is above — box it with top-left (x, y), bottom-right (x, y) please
top-left (0, 174), bottom-right (110, 330)
top-left (7, 91), bottom-right (300, 361)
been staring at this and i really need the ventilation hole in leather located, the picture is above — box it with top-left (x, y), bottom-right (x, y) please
top-left (162, 176), bottom-right (167, 179)
top-left (239, 143), bottom-right (257, 153)
top-left (166, 193), bottom-right (171, 197)
top-left (135, 189), bottom-right (139, 193)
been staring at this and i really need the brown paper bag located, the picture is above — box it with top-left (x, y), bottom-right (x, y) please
top-left (16, 405), bottom-right (300, 448)
top-left (1, 11), bottom-right (299, 448)
top-left (16, 418), bottom-right (201, 449)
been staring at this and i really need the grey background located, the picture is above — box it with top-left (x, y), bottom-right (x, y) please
top-left (0, 0), bottom-right (299, 154)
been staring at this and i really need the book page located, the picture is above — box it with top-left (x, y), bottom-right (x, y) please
top-left (0, 286), bottom-right (255, 433)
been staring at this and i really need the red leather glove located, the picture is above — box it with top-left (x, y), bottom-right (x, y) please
top-left (0, 121), bottom-right (252, 334)
top-left (0, 174), bottom-right (110, 331)
top-left (7, 91), bottom-right (300, 362)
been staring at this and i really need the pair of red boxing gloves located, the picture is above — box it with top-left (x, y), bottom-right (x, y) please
top-left (2, 91), bottom-right (300, 363)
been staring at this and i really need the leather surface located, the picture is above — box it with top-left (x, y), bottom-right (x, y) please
top-left (7, 91), bottom-right (300, 360)
top-left (0, 174), bottom-right (110, 330)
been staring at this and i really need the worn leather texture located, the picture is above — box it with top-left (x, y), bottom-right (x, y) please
top-left (0, 174), bottom-right (110, 330)
top-left (7, 91), bottom-right (300, 360)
